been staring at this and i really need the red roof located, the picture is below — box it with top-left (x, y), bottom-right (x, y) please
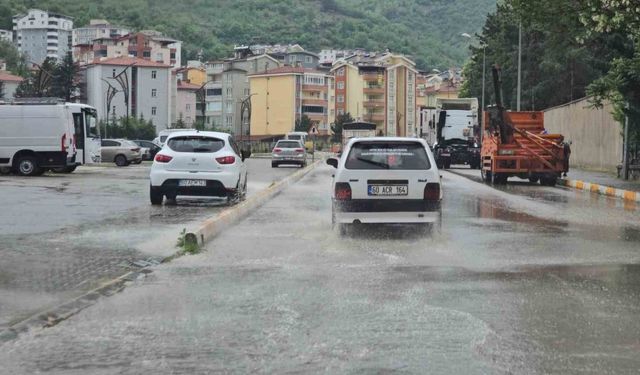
top-left (89, 57), bottom-right (171, 68)
top-left (178, 81), bottom-right (201, 90)
top-left (0, 71), bottom-right (24, 83)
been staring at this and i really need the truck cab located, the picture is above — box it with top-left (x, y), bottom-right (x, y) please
top-left (432, 98), bottom-right (481, 169)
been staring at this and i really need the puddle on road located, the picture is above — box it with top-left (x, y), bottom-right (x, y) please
top-left (468, 198), bottom-right (567, 232)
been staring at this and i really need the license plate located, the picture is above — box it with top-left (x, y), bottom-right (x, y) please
top-left (368, 185), bottom-right (408, 196)
top-left (179, 179), bottom-right (206, 187)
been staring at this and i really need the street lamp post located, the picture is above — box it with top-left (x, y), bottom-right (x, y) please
top-left (239, 93), bottom-right (256, 146)
top-left (517, 22), bottom-right (522, 111)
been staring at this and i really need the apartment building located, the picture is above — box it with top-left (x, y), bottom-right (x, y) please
top-left (72, 19), bottom-right (130, 47)
top-left (331, 52), bottom-right (418, 137)
top-left (172, 80), bottom-right (199, 127)
top-left (85, 57), bottom-right (172, 132)
top-left (13, 9), bottom-right (73, 65)
top-left (202, 52), bottom-right (280, 134)
top-left (75, 30), bottom-right (181, 68)
top-left (0, 29), bottom-right (12, 43)
top-left (248, 66), bottom-right (335, 137)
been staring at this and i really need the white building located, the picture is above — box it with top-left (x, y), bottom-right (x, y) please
top-left (0, 29), bottom-right (12, 43)
top-left (72, 19), bottom-right (130, 47)
top-left (13, 9), bottom-right (73, 64)
top-left (0, 71), bottom-right (24, 99)
top-left (85, 57), bottom-right (172, 132)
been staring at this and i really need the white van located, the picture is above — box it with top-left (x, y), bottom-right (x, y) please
top-left (0, 101), bottom-right (100, 176)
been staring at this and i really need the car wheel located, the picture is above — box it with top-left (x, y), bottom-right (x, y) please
top-left (15, 156), bottom-right (41, 176)
top-left (528, 176), bottom-right (540, 183)
top-left (150, 185), bottom-right (164, 205)
top-left (114, 155), bottom-right (127, 167)
top-left (443, 160), bottom-right (451, 169)
top-left (481, 169), bottom-right (492, 183)
top-left (540, 176), bottom-right (557, 186)
top-left (493, 173), bottom-right (508, 184)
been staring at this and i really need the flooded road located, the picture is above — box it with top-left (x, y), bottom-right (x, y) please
top-left (0, 159), bottom-right (298, 331)
top-left (1, 165), bottom-right (639, 374)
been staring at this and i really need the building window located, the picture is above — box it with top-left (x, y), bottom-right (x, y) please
top-left (112, 69), bottom-right (116, 77)
top-left (156, 53), bottom-right (163, 61)
top-left (305, 56), bottom-right (312, 63)
top-left (143, 51), bottom-right (151, 58)
top-left (226, 87), bottom-right (232, 96)
top-left (151, 107), bottom-right (157, 116)
top-left (151, 89), bottom-right (157, 97)
top-left (243, 88), bottom-right (250, 96)
top-left (186, 104), bottom-right (191, 111)
top-left (225, 101), bottom-right (233, 113)
top-left (337, 81), bottom-right (344, 90)
top-left (226, 115), bottom-right (233, 125)
top-left (151, 70), bottom-right (157, 79)
top-left (225, 74), bottom-right (232, 83)
top-left (337, 95), bottom-right (344, 103)
top-left (207, 88), bottom-right (222, 96)
top-left (337, 68), bottom-right (345, 76)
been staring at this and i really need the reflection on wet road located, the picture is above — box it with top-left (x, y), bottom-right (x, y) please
top-left (1, 165), bottom-right (639, 374)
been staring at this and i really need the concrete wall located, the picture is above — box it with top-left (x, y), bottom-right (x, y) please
top-left (544, 97), bottom-right (623, 172)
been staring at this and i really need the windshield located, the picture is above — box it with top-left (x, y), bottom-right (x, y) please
top-left (167, 136), bottom-right (224, 153)
top-left (276, 141), bottom-right (302, 148)
top-left (345, 142), bottom-right (431, 170)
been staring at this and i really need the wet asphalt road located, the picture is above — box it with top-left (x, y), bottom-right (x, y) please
top-left (1, 164), bottom-right (640, 374)
top-left (0, 159), bottom-right (298, 331)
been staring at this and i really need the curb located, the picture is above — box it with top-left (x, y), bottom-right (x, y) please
top-left (559, 178), bottom-right (640, 203)
top-left (0, 269), bottom-right (150, 346)
top-left (186, 159), bottom-right (322, 246)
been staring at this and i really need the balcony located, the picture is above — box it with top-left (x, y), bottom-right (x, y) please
top-left (363, 100), bottom-right (385, 108)
top-left (301, 98), bottom-right (327, 106)
top-left (363, 87), bottom-right (384, 94)
top-left (302, 84), bottom-right (327, 92)
top-left (365, 113), bottom-right (385, 122)
top-left (362, 73), bottom-right (383, 82)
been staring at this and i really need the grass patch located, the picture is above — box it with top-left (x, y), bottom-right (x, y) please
top-left (176, 228), bottom-right (200, 255)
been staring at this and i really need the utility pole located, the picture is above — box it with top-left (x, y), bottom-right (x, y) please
top-left (517, 22), bottom-right (522, 111)
top-left (622, 105), bottom-right (630, 180)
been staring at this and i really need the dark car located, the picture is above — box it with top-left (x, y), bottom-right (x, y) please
top-left (132, 140), bottom-right (162, 161)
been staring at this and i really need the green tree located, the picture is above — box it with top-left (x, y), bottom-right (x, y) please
top-left (0, 41), bottom-right (28, 77)
top-left (174, 113), bottom-right (187, 129)
top-left (0, 81), bottom-right (4, 99)
top-left (51, 52), bottom-right (79, 101)
top-left (294, 114), bottom-right (312, 132)
top-left (331, 112), bottom-right (354, 143)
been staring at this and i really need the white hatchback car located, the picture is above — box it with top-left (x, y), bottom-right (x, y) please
top-left (149, 131), bottom-right (250, 205)
top-left (327, 137), bottom-right (442, 234)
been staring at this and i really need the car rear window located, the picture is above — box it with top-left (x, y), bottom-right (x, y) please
top-left (276, 141), bottom-right (302, 148)
top-left (167, 136), bottom-right (225, 153)
top-left (345, 142), bottom-right (431, 170)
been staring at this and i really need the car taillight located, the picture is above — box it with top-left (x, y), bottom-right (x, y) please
top-left (424, 183), bottom-right (441, 201)
top-left (295, 148), bottom-right (304, 153)
top-left (335, 182), bottom-right (352, 200)
top-left (154, 154), bottom-right (173, 163)
top-left (273, 148), bottom-right (282, 153)
top-left (131, 147), bottom-right (140, 152)
top-left (61, 134), bottom-right (67, 152)
top-left (216, 156), bottom-right (236, 164)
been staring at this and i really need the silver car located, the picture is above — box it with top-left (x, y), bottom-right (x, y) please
top-left (101, 139), bottom-right (143, 167)
top-left (271, 140), bottom-right (307, 168)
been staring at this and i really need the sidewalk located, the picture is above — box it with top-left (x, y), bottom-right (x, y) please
top-left (561, 168), bottom-right (640, 202)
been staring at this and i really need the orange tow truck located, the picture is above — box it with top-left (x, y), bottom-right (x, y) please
top-left (481, 66), bottom-right (568, 186)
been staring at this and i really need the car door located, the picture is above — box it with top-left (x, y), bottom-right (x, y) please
top-left (101, 140), bottom-right (118, 161)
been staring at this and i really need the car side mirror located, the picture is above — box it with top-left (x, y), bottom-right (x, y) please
top-left (241, 149), bottom-right (251, 161)
top-left (326, 158), bottom-right (338, 169)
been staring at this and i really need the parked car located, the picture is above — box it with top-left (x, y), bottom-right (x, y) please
top-left (326, 137), bottom-right (442, 235)
top-left (132, 140), bottom-right (161, 161)
top-left (101, 139), bottom-right (142, 166)
top-left (271, 139), bottom-right (307, 168)
top-left (149, 131), bottom-right (251, 205)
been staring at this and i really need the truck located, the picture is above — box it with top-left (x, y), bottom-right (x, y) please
top-left (481, 66), bottom-right (568, 186)
top-left (432, 98), bottom-right (481, 169)
top-left (341, 122), bottom-right (377, 150)
top-left (0, 99), bottom-right (101, 176)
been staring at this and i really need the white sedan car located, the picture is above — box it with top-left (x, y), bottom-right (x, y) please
top-left (327, 137), bottom-right (442, 234)
top-left (149, 131), bottom-right (250, 205)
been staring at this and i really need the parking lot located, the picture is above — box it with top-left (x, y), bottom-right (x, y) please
top-left (0, 158), bottom-right (299, 330)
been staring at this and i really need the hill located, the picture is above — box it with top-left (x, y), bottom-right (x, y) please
top-left (0, 0), bottom-right (496, 69)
